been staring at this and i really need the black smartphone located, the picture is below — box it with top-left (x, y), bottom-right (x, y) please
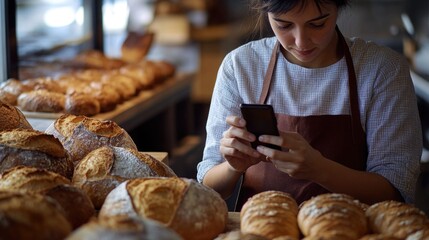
top-left (240, 103), bottom-right (281, 150)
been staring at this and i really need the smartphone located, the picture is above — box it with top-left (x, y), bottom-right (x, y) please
top-left (240, 103), bottom-right (281, 150)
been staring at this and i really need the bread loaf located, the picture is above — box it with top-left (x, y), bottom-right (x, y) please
top-left (0, 78), bottom-right (32, 103)
top-left (298, 193), bottom-right (368, 239)
top-left (240, 190), bottom-right (300, 239)
top-left (0, 166), bottom-right (95, 229)
top-left (66, 214), bottom-right (183, 240)
top-left (45, 114), bottom-right (137, 164)
top-left (215, 230), bottom-right (273, 240)
top-left (99, 177), bottom-right (228, 240)
top-left (0, 89), bottom-right (18, 105)
top-left (0, 100), bottom-right (32, 131)
top-left (0, 129), bottom-right (74, 179)
top-left (65, 92), bottom-right (101, 116)
top-left (0, 190), bottom-right (72, 240)
top-left (72, 146), bottom-right (176, 209)
top-left (121, 32), bottom-right (154, 63)
top-left (17, 89), bottom-right (66, 113)
top-left (365, 200), bottom-right (429, 239)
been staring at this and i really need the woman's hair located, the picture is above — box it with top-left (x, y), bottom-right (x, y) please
top-left (249, 0), bottom-right (350, 38)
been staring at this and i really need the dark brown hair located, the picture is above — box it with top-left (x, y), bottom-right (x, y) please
top-left (250, 0), bottom-right (350, 38)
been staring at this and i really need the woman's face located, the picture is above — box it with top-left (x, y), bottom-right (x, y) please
top-left (268, 1), bottom-right (339, 68)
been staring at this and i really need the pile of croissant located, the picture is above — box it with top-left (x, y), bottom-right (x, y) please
top-left (218, 191), bottom-right (429, 240)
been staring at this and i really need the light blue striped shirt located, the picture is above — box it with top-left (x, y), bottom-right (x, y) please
top-left (197, 36), bottom-right (422, 203)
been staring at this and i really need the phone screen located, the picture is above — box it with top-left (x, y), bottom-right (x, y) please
top-left (240, 104), bottom-right (281, 150)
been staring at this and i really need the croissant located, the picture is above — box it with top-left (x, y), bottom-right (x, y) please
top-left (365, 200), bottom-right (429, 239)
top-left (240, 190), bottom-right (300, 239)
top-left (298, 193), bottom-right (368, 239)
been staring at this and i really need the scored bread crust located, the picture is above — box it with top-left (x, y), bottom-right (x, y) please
top-left (298, 193), bottom-right (368, 239)
top-left (365, 200), bottom-right (429, 239)
top-left (0, 190), bottom-right (72, 240)
top-left (99, 178), bottom-right (228, 240)
top-left (240, 190), bottom-right (300, 239)
top-left (0, 166), bottom-right (95, 229)
top-left (72, 146), bottom-right (176, 209)
top-left (0, 101), bottom-right (32, 131)
top-left (45, 114), bottom-right (137, 164)
top-left (0, 129), bottom-right (74, 179)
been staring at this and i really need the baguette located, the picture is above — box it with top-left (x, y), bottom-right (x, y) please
top-left (99, 177), bottom-right (228, 240)
top-left (240, 190), bottom-right (300, 239)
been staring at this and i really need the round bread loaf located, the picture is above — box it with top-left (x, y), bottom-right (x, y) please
top-left (17, 89), bottom-right (66, 113)
top-left (45, 114), bottom-right (137, 164)
top-left (0, 129), bottom-right (74, 179)
top-left (240, 190), bottom-right (300, 239)
top-left (365, 200), bottom-right (429, 239)
top-left (298, 193), bottom-right (368, 239)
top-left (0, 78), bottom-right (32, 101)
top-left (65, 92), bottom-right (101, 116)
top-left (73, 146), bottom-right (176, 209)
top-left (0, 100), bottom-right (32, 131)
top-left (66, 214), bottom-right (183, 240)
top-left (0, 166), bottom-right (95, 229)
top-left (0, 190), bottom-right (72, 240)
top-left (99, 177), bottom-right (228, 240)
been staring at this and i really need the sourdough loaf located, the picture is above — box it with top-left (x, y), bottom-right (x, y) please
top-left (72, 146), bottom-right (176, 209)
top-left (99, 177), bottom-right (228, 240)
top-left (0, 166), bottom-right (95, 229)
top-left (298, 193), bottom-right (368, 239)
top-left (65, 92), bottom-right (101, 116)
top-left (45, 114), bottom-right (137, 164)
top-left (0, 129), bottom-right (74, 179)
top-left (0, 190), bottom-right (72, 240)
top-left (240, 190), bottom-right (300, 239)
top-left (17, 89), bottom-right (66, 113)
top-left (0, 100), bottom-right (32, 131)
top-left (66, 214), bottom-right (183, 240)
top-left (0, 78), bottom-right (32, 103)
top-left (365, 200), bottom-right (429, 239)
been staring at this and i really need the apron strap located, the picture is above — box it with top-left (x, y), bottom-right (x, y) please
top-left (259, 41), bottom-right (280, 104)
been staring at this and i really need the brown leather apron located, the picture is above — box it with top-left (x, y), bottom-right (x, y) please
top-left (235, 29), bottom-right (368, 210)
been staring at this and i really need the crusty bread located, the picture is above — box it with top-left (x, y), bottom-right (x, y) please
top-left (0, 129), bottom-right (74, 179)
top-left (0, 89), bottom-right (18, 105)
top-left (0, 190), bottom-right (72, 240)
top-left (0, 100), bottom-right (32, 131)
top-left (45, 114), bottom-right (137, 164)
top-left (66, 214), bottom-right (183, 240)
top-left (17, 89), bottom-right (66, 113)
top-left (119, 63), bottom-right (156, 89)
top-left (85, 82), bottom-right (121, 112)
top-left (366, 200), bottom-right (429, 239)
top-left (65, 92), bottom-right (101, 116)
top-left (240, 190), bottom-right (300, 239)
top-left (99, 177), bottom-right (228, 240)
top-left (100, 73), bottom-right (139, 101)
top-left (0, 78), bottom-right (32, 101)
top-left (72, 146), bottom-right (176, 209)
top-left (298, 193), bottom-right (368, 239)
top-left (21, 77), bottom-right (66, 93)
top-left (0, 166), bottom-right (95, 229)
top-left (72, 50), bottom-right (126, 70)
top-left (121, 32), bottom-right (154, 63)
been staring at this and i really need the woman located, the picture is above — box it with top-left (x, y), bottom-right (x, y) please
top-left (197, 0), bottom-right (422, 209)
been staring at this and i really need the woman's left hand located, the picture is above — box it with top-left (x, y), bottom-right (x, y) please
top-left (257, 131), bottom-right (326, 180)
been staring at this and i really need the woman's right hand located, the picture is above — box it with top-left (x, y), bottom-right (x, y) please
top-left (219, 115), bottom-right (264, 173)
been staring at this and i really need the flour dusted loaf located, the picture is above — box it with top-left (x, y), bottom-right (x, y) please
top-left (72, 146), bottom-right (176, 209)
top-left (0, 100), bottom-right (32, 131)
top-left (365, 200), bottom-right (429, 239)
top-left (298, 193), bottom-right (368, 239)
top-left (66, 214), bottom-right (183, 240)
top-left (45, 114), bottom-right (137, 164)
top-left (0, 129), bottom-right (74, 179)
top-left (240, 190), bottom-right (300, 239)
top-left (0, 166), bottom-right (95, 229)
top-left (0, 190), bottom-right (72, 240)
top-left (99, 177), bottom-right (228, 240)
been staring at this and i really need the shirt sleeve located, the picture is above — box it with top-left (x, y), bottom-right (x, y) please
top-left (363, 46), bottom-right (422, 203)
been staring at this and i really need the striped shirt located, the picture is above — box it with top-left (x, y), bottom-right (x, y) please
top-left (197, 36), bottom-right (422, 203)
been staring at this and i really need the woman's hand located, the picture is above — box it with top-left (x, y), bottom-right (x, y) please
top-left (219, 116), bottom-right (264, 172)
top-left (257, 131), bottom-right (326, 181)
